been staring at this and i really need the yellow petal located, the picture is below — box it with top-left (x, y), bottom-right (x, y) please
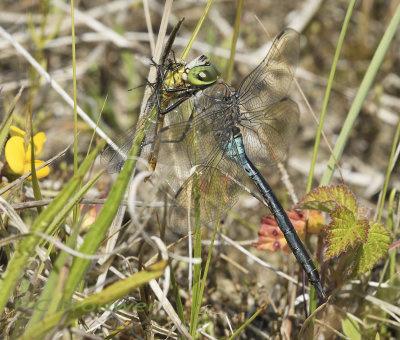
top-left (10, 126), bottom-right (26, 138)
top-left (33, 132), bottom-right (46, 155)
top-left (24, 160), bottom-right (50, 180)
top-left (5, 136), bottom-right (26, 174)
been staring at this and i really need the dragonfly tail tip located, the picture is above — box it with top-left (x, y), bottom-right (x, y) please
top-left (314, 281), bottom-right (327, 300)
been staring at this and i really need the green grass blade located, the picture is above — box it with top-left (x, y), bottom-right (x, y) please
top-left (0, 88), bottom-right (22, 153)
top-left (180, 0), bottom-right (214, 60)
top-left (306, 0), bottom-right (356, 192)
top-left (0, 142), bottom-right (104, 315)
top-left (189, 174), bottom-right (203, 336)
top-left (169, 263), bottom-right (186, 324)
top-left (26, 169), bottom-right (104, 329)
top-left (376, 109), bottom-right (400, 221)
top-left (320, 4), bottom-right (400, 186)
top-left (387, 188), bottom-right (397, 283)
top-left (228, 302), bottom-right (268, 339)
top-left (40, 172), bottom-right (104, 244)
top-left (190, 191), bottom-right (222, 336)
top-left (198, 219), bottom-right (218, 309)
top-left (29, 118), bottom-right (43, 214)
top-left (20, 261), bottom-right (167, 340)
top-left (70, 0), bottom-right (78, 175)
top-left (226, 0), bottom-right (243, 84)
top-left (60, 113), bottom-right (153, 304)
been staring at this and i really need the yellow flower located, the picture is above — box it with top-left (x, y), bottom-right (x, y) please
top-left (5, 126), bottom-right (50, 179)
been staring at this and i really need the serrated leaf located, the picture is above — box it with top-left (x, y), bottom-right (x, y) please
top-left (297, 186), bottom-right (338, 212)
top-left (342, 315), bottom-right (362, 340)
top-left (328, 185), bottom-right (358, 213)
top-left (297, 185), bottom-right (358, 215)
top-left (296, 199), bottom-right (337, 213)
top-left (353, 221), bottom-right (391, 275)
top-left (325, 206), bottom-right (369, 259)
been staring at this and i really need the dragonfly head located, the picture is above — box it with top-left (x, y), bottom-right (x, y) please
top-left (182, 55), bottom-right (221, 86)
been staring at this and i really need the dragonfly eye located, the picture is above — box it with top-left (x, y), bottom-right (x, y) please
top-left (187, 64), bottom-right (221, 86)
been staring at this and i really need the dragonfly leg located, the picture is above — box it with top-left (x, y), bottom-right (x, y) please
top-left (146, 78), bottom-right (190, 116)
top-left (158, 95), bottom-right (193, 115)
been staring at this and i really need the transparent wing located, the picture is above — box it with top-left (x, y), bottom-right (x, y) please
top-left (101, 47), bottom-right (186, 173)
top-left (100, 93), bottom-right (158, 173)
top-left (168, 154), bottom-right (248, 230)
top-left (156, 83), bottom-right (235, 171)
top-left (237, 28), bottom-right (300, 112)
top-left (157, 113), bottom-right (234, 194)
top-left (157, 100), bottom-right (249, 228)
top-left (240, 98), bottom-right (300, 166)
top-left (100, 125), bottom-right (135, 173)
top-left (160, 82), bottom-right (233, 141)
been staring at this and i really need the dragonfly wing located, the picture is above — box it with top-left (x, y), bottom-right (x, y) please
top-left (237, 28), bottom-right (300, 111)
top-left (168, 159), bottom-right (246, 231)
top-left (156, 84), bottom-right (234, 181)
top-left (157, 122), bottom-right (231, 194)
top-left (101, 93), bottom-right (158, 173)
top-left (241, 98), bottom-right (300, 166)
top-left (101, 46), bottom-right (186, 174)
top-left (167, 124), bottom-right (256, 232)
top-left (160, 82), bottom-right (232, 141)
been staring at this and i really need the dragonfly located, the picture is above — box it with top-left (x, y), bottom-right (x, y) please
top-left (101, 28), bottom-right (220, 174)
top-left (144, 54), bottom-right (221, 176)
top-left (151, 28), bottom-right (325, 298)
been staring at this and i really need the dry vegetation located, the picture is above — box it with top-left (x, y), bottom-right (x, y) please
top-left (0, 0), bottom-right (399, 339)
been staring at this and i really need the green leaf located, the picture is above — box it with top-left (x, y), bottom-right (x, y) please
top-left (325, 206), bottom-right (369, 259)
top-left (342, 315), bottom-right (362, 340)
top-left (353, 221), bottom-right (391, 275)
top-left (328, 185), bottom-right (358, 212)
top-left (297, 186), bottom-right (338, 212)
top-left (297, 185), bottom-right (358, 215)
